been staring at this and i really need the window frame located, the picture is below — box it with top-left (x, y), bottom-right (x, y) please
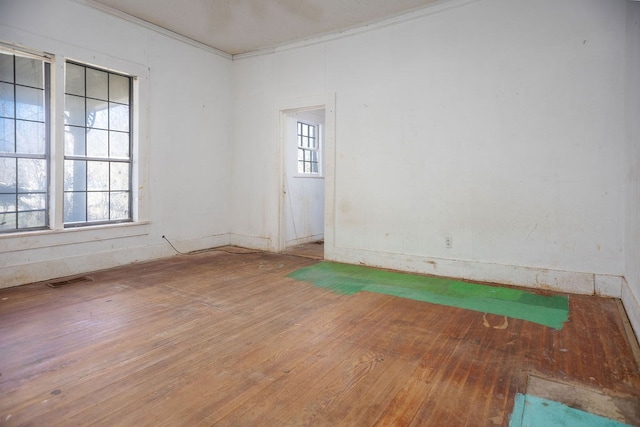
top-left (63, 60), bottom-right (134, 228)
top-left (0, 41), bottom-right (149, 242)
top-left (296, 120), bottom-right (323, 177)
top-left (0, 48), bottom-right (52, 233)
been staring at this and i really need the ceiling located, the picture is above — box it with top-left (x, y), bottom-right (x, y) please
top-left (92, 0), bottom-right (448, 55)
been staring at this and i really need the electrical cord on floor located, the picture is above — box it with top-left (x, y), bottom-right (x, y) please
top-left (161, 235), bottom-right (262, 255)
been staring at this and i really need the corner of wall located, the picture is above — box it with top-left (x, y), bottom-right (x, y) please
top-left (621, 277), bottom-right (640, 345)
top-left (595, 274), bottom-right (623, 298)
top-left (230, 234), bottom-right (275, 252)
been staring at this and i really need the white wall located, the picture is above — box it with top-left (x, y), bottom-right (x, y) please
top-left (624, 1), bottom-right (640, 339)
top-left (0, 0), bottom-right (637, 346)
top-left (0, 0), bottom-right (233, 287)
top-left (284, 110), bottom-right (325, 247)
top-left (231, 0), bottom-right (629, 294)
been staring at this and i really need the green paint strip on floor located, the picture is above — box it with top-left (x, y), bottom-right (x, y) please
top-left (288, 262), bottom-right (569, 329)
top-left (509, 393), bottom-right (633, 427)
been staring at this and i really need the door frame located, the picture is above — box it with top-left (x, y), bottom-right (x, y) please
top-left (275, 92), bottom-right (336, 256)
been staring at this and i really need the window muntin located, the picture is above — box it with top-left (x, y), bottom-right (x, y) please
top-left (64, 62), bottom-right (132, 226)
top-left (0, 52), bottom-right (50, 233)
top-left (297, 121), bottom-right (320, 175)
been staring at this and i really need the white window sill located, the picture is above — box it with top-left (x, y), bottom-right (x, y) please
top-left (293, 174), bottom-right (325, 179)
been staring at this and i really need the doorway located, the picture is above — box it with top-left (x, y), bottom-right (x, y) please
top-left (282, 109), bottom-right (325, 251)
top-left (276, 92), bottom-right (335, 258)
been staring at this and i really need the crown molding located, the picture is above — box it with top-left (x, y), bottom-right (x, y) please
top-left (77, 0), bottom-right (232, 60)
top-left (232, 0), bottom-right (481, 60)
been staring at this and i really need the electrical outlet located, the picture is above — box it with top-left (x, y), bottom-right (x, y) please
top-left (445, 236), bottom-right (452, 249)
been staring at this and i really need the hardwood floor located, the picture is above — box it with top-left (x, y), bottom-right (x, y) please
top-left (1, 248), bottom-right (639, 426)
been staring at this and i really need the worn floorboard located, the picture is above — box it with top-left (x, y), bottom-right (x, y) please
top-left (0, 248), bottom-right (639, 426)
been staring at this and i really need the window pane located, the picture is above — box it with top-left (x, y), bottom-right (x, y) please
top-left (64, 160), bottom-right (86, 191)
top-left (86, 68), bottom-right (108, 100)
top-left (0, 54), bottom-right (14, 83)
top-left (17, 158), bottom-right (46, 192)
top-left (110, 191), bottom-right (129, 220)
top-left (16, 120), bottom-right (45, 155)
top-left (63, 62), bottom-right (132, 227)
top-left (109, 103), bottom-right (129, 132)
top-left (87, 98), bottom-right (108, 129)
top-left (64, 126), bottom-right (85, 156)
top-left (109, 131), bottom-right (129, 158)
top-left (0, 193), bottom-right (15, 212)
top-left (0, 82), bottom-right (15, 118)
top-left (87, 191), bottom-right (108, 221)
top-left (110, 162), bottom-right (129, 191)
top-left (18, 210), bottom-right (45, 228)
top-left (65, 63), bottom-right (84, 97)
top-left (18, 193), bottom-right (46, 210)
top-left (87, 161), bottom-right (108, 191)
top-left (15, 86), bottom-right (44, 121)
top-left (15, 57), bottom-right (43, 89)
top-left (109, 74), bottom-right (129, 105)
top-left (65, 94), bottom-right (85, 126)
top-left (0, 157), bottom-right (16, 193)
top-left (0, 118), bottom-right (15, 153)
top-left (86, 128), bottom-right (108, 157)
top-left (0, 212), bottom-right (16, 231)
top-left (64, 192), bottom-right (86, 223)
top-left (0, 52), bottom-right (49, 232)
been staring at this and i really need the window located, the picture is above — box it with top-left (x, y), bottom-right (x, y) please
top-left (64, 62), bottom-right (132, 226)
top-left (0, 44), bottom-right (139, 235)
top-left (0, 52), bottom-right (50, 233)
top-left (297, 121), bottom-right (320, 175)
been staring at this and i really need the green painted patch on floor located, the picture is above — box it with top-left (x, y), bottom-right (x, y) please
top-left (288, 262), bottom-right (569, 329)
top-left (510, 394), bottom-right (633, 427)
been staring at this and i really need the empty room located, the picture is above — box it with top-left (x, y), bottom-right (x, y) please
top-left (1, 0), bottom-right (640, 425)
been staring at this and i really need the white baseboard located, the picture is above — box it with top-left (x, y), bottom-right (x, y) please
top-left (0, 243), bottom-right (170, 289)
top-left (229, 233), bottom-right (274, 251)
top-left (595, 274), bottom-right (623, 297)
top-left (285, 233), bottom-right (324, 248)
top-left (622, 278), bottom-right (640, 344)
top-left (0, 233), bottom-right (232, 289)
top-left (326, 246), bottom-right (597, 294)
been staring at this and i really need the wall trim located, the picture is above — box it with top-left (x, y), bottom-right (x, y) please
top-left (0, 233), bottom-right (231, 289)
top-left (0, 222), bottom-right (151, 254)
top-left (285, 234), bottom-right (324, 248)
top-left (229, 234), bottom-right (274, 252)
top-left (233, 0), bottom-right (482, 60)
top-left (326, 246), bottom-right (598, 295)
top-left (622, 277), bottom-right (640, 344)
top-left (78, 0), bottom-right (232, 60)
top-left (595, 274), bottom-right (623, 297)
top-left (0, 243), bottom-right (170, 289)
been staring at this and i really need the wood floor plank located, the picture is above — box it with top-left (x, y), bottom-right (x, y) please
top-left (1, 249), bottom-right (639, 426)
